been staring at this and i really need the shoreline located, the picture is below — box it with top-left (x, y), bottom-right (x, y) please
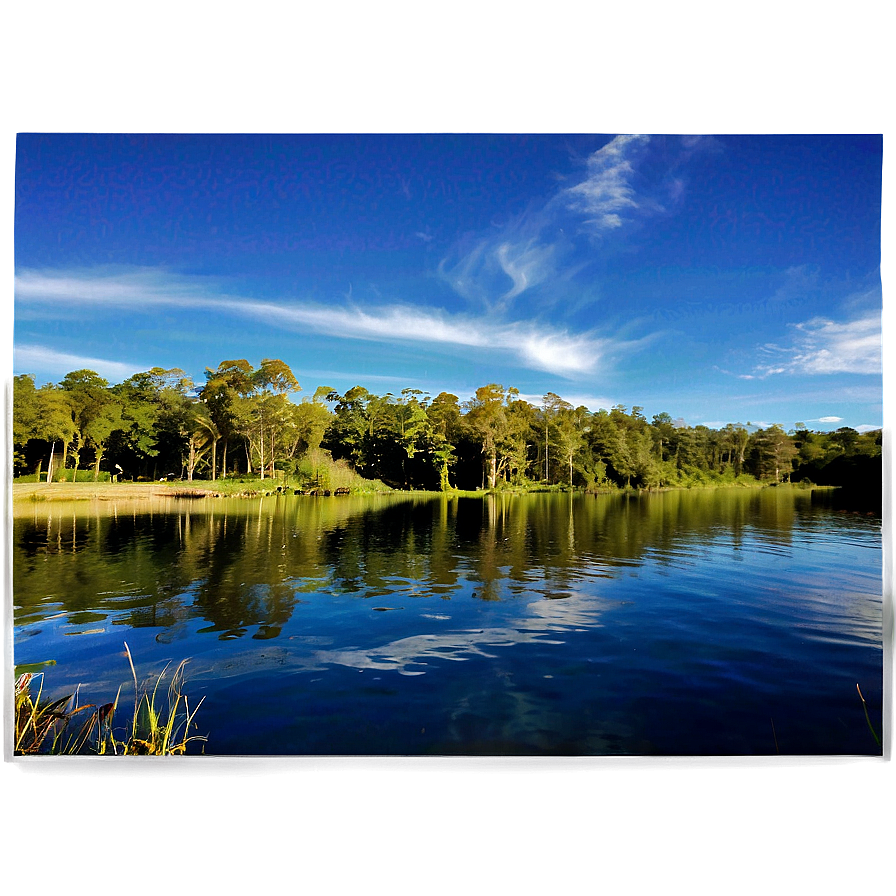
top-left (10, 479), bottom-right (835, 505)
top-left (11, 481), bottom-right (224, 502)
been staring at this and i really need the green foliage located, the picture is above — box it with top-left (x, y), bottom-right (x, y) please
top-left (12, 357), bottom-right (881, 496)
top-left (14, 644), bottom-right (206, 756)
top-left (46, 469), bottom-right (113, 483)
top-left (115, 642), bottom-right (206, 755)
top-left (14, 671), bottom-right (96, 755)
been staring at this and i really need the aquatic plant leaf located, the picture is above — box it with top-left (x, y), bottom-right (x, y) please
top-left (15, 660), bottom-right (56, 676)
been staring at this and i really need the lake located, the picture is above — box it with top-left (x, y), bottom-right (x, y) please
top-left (12, 488), bottom-right (883, 756)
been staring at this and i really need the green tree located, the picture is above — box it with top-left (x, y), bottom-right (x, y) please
top-left (186, 404), bottom-right (220, 481)
top-left (426, 393), bottom-right (463, 491)
top-left (323, 386), bottom-right (374, 472)
top-left (501, 394), bottom-right (536, 485)
top-left (201, 359), bottom-right (256, 478)
top-left (59, 370), bottom-right (118, 481)
top-left (12, 375), bottom-right (41, 474)
top-left (463, 384), bottom-right (509, 489)
top-left (83, 399), bottom-right (124, 479)
top-left (109, 367), bottom-right (195, 479)
top-left (252, 359), bottom-right (301, 479)
top-left (721, 424), bottom-right (750, 475)
top-left (34, 386), bottom-right (78, 482)
top-left (392, 390), bottom-right (431, 487)
top-left (554, 404), bottom-right (588, 486)
top-left (749, 425), bottom-right (798, 482)
top-left (651, 412), bottom-right (676, 463)
top-left (538, 392), bottom-right (569, 482)
top-left (289, 392), bottom-right (333, 457)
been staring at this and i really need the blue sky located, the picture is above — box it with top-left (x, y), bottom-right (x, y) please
top-left (13, 133), bottom-right (882, 431)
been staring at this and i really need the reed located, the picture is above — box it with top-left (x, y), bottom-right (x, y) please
top-left (14, 673), bottom-right (96, 755)
top-left (14, 645), bottom-right (206, 756)
top-left (114, 642), bottom-right (206, 755)
top-left (856, 683), bottom-right (881, 748)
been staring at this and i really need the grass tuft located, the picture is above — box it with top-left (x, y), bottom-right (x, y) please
top-left (14, 645), bottom-right (206, 756)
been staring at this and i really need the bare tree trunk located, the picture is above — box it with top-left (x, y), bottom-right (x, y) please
top-left (487, 453), bottom-right (497, 489)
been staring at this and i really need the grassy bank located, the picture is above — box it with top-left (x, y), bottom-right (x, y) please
top-left (12, 477), bottom-right (829, 505)
top-left (13, 480), bottom-right (226, 502)
top-left (13, 474), bottom-right (393, 504)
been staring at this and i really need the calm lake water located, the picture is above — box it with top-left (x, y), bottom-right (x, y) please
top-left (12, 489), bottom-right (883, 756)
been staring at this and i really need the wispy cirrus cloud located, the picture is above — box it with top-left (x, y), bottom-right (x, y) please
top-left (15, 343), bottom-right (146, 381)
top-left (241, 300), bottom-right (608, 376)
top-left (753, 310), bottom-right (881, 377)
top-left (495, 239), bottom-right (557, 302)
top-left (564, 134), bottom-right (654, 232)
top-left (438, 136), bottom-right (648, 308)
top-left (15, 266), bottom-right (210, 306)
top-left (16, 267), bottom-right (632, 379)
top-left (437, 134), bottom-right (681, 309)
top-left (437, 221), bottom-right (562, 311)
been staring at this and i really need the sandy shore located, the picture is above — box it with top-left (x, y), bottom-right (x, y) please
top-left (11, 481), bottom-right (220, 502)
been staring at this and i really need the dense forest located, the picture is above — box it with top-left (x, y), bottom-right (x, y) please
top-left (12, 357), bottom-right (882, 495)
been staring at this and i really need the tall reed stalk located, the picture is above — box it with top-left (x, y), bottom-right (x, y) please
top-left (14, 645), bottom-right (206, 756)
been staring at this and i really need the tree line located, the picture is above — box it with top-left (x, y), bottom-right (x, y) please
top-left (12, 358), bottom-right (882, 492)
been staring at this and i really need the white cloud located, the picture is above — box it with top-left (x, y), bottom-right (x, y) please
top-left (495, 240), bottom-right (555, 302)
top-left (817, 416), bottom-right (843, 423)
top-left (437, 240), bottom-right (490, 302)
top-left (564, 134), bottom-right (653, 232)
top-left (15, 267), bottom-right (208, 306)
top-left (754, 310), bottom-right (881, 377)
top-left (16, 267), bottom-right (627, 379)
top-left (15, 343), bottom-right (145, 381)
top-left (247, 300), bottom-right (606, 377)
top-left (516, 392), bottom-right (616, 411)
top-left (437, 225), bottom-right (559, 309)
top-left (855, 424), bottom-right (882, 433)
top-left (789, 314), bottom-right (881, 374)
top-left (434, 133), bottom-right (695, 316)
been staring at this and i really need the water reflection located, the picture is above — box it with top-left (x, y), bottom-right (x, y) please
top-left (13, 490), bottom-right (879, 645)
top-left (12, 489), bottom-right (882, 755)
